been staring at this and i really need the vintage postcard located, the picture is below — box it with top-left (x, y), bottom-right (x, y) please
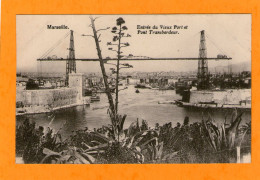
top-left (15, 14), bottom-right (251, 164)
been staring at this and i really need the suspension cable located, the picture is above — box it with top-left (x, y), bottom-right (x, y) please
top-left (205, 33), bottom-right (229, 57)
top-left (40, 31), bottom-right (70, 59)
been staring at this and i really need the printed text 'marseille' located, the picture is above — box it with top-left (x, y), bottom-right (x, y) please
top-left (47, 25), bottom-right (69, 29)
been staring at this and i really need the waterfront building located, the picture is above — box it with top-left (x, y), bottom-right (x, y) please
top-left (16, 73), bottom-right (88, 115)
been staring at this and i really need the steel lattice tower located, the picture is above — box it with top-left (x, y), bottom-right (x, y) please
top-left (65, 30), bottom-right (76, 86)
top-left (197, 30), bottom-right (209, 90)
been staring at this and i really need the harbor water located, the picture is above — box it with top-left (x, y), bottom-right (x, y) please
top-left (16, 85), bottom-right (251, 138)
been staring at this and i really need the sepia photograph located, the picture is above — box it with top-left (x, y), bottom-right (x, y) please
top-left (15, 14), bottom-right (251, 164)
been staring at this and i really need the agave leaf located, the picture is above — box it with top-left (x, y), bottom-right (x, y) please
top-left (86, 150), bottom-right (105, 154)
top-left (168, 127), bottom-right (181, 143)
top-left (139, 137), bottom-right (157, 150)
top-left (84, 143), bottom-right (108, 152)
top-left (224, 111), bottom-right (228, 125)
top-left (226, 115), bottom-right (243, 149)
top-left (169, 129), bottom-right (183, 147)
top-left (144, 144), bottom-right (155, 161)
top-left (131, 147), bottom-right (144, 163)
top-left (118, 132), bottom-right (126, 142)
top-left (208, 121), bottom-right (221, 150)
top-left (208, 120), bottom-right (219, 136)
top-left (238, 121), bottom-right (251, 146)
top-left (74, 158), bottom-right (82, 164)
top-left (155, 142), bottom-right (164, 160)
top-left (59, 155), bottom-right (71, 162)
top-left (82, 152), bottom-right (96, 163)
top-left (162, 151), bottom-right (179, 161)
top-left (54, 133), bottom-right (63, 144)
top-left (66, 160), bottom-right (74, 164)
top-left (142, 131), bottom-right (148, 136)
top-left (220, 125), bottom-right (227, 149)
top-left (131, 136), bottom-right (143, 148)
top-left (231, 108), bottom-right (238, 124)
top-left (40, 154), bottom-right (61, 163)
top-left (43, 148), bottom-right (60, 156)
top-left (90, 131), bottom-right (111, 143)
top-left (81, 142), bottom-right (92, 149)
top-left (227, 112), bottom-right (243, 134)
top-left (121, 138), bottom-right (127, 147)
top-left (56, 158), bottom-right (62, 164)
top-left (208, 112), bottom-right (213, 123)
top-left (74, 151), bottom-right (90, 164)
top-left (127, 121), bottom-right (140, 137)
top-left (136, 119), bottom-right (140, 131)
top-left (202, 119), bottom-right (217, 151)
top-left (231, 132), bottom-right (236, 148)
top-left (125, 135), bottom-right (135, 148)
top-left (150, 129), bottom-right (160, 137)
top-left (91, 140), bottom-right (102, 145)
top-left (119, 114), bottom-right (127, 132)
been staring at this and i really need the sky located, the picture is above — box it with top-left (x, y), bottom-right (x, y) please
top-left (16, 14), bottom-right (251, 73)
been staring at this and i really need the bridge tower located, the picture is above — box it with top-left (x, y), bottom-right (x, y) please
top-left (197, 30), bottom-right (209, 90)
top-left (65, 30), bottom-right (76, 86)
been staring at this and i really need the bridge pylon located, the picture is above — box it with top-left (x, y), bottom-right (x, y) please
top-left (197, 30), bottom-right (209, 90)
top-left (65, 30), bottom-right (76, 86)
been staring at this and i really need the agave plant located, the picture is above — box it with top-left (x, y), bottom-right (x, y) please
top-left (150, 109), bottom-right (251, 163)
top-left (201, 109), bottom-right (244, 152)
top-left (121, 121), bottom-right (162, 162)
top-left (41, 147), bottom-right (96, 164)
top-left (91, 118), bottom-right (163, 163)
top-left (16, 119), bottom-right (67, 163)
top-left (39, 117), bottom-right (162, 164)
top-left (17, 109), bottom-right (251, 164)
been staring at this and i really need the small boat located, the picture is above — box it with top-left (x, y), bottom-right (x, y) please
top-left (91, 94), bottom-right (100, 102)
top-left (85, 89), bottom-right (93, 96)
top-left (135, 89), bottom-right (140, 93)
top-left (134, 84), bottom-right (151, 89)
top-left (151, 87), bottom-right (159, 90)
top-left (158, 100), bottom-right (176, 104)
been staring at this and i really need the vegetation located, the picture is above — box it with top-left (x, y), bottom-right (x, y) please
top-left (89, 16), bottom-right (133, 143)
top-left (15, 17), bottom-right (251, 164)
top-left (16, 109), bottom-right (251, 164)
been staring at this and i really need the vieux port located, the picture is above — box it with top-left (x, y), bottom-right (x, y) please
top-left (16, 15), bottom-right (251, 163)
top-left (17, 68), bottom-right (251, 136)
